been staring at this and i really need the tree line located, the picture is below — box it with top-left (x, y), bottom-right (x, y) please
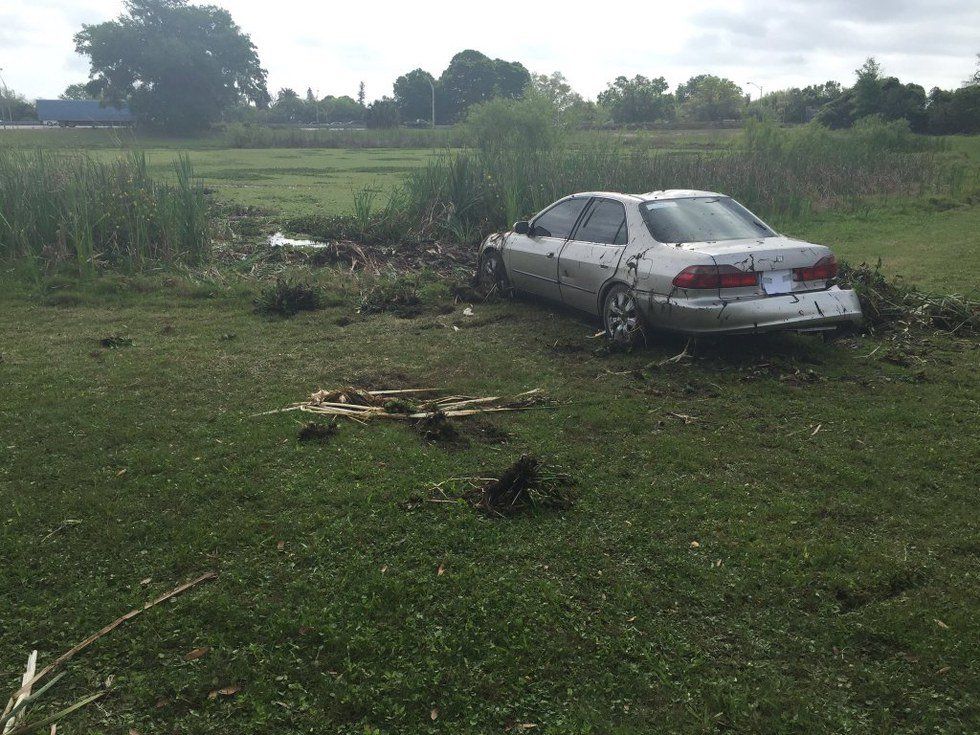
top-left (2, 0), bottom-right (976, 136)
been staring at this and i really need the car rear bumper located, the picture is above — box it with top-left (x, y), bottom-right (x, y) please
top-left (638, 286), bottom-right (863, 335)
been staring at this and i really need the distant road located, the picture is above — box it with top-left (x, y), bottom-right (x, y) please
top-left (0, 124), bottom-right (134, 130)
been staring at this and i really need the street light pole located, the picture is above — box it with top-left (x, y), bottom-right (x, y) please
top-left (428, 78), bottom-right (435, 129)
top-left (746, 81), bottom-right (763, 101)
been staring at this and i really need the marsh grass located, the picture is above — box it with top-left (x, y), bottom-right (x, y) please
top-left (0, 148), bottom-right (210, 273)
top-left (317, 123), bottom-right (974, 246)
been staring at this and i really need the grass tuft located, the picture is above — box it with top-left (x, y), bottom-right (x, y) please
top-left (254, 276), bottom-right (323, 317)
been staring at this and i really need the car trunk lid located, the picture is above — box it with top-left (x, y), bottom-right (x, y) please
top-left (680, 236), bottom-right (833, 297)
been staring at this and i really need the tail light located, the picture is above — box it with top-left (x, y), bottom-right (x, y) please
top-left (793, 255), bottom-right (837, 282)
top-left (672, 264), bottom-right (759, 289)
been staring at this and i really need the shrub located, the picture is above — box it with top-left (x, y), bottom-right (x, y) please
top-left (463, 93), bottom-right (562, 154)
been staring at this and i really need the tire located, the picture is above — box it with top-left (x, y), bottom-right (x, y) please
top-left (478, 249), bottom-right (508, 289)
top-left (602, 284), bottom-right (645, 347)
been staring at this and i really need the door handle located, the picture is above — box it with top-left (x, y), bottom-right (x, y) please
top-left (547, 252), bottom-right (555, 258)
top-left (599, 264), bottom-right (610, 269)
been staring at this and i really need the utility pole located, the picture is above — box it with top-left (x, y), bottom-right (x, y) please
top-left (428, 78), bottom-right (436, 128)
top-left (315, 88), bottom-right (320, 125)
top-left (746, 81), bottom-right (763, 101)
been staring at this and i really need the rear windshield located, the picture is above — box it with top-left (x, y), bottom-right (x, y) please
top-left (640, 197), bottom-right (775, 243)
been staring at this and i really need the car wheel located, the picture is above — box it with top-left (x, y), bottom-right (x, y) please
top-left (603, 284), bottom-right (645, 346)
top-left (478, 250), bottom-right (508, 289)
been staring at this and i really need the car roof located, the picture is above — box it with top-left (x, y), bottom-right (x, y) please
top-left (566, 189), bottom-right (725, 203)
top-left (565, 191), bottom-right (644, 204)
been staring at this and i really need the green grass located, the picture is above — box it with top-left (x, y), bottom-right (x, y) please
top-left (1, 277), bottom-right (977, 734)
top-left (121, 147), bottom-right (433, 216)
top-left (2, 127), bottom-right (980, 733)
top-left (784, 203), bottom-right (980, 293)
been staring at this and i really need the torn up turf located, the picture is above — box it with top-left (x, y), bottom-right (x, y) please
top-left (423, 454), bottom-right (574, 517)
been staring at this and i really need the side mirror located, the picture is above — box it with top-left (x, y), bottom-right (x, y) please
top-left (513, 220), bottom-right (531, 235)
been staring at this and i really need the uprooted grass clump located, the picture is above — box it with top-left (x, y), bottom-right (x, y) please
top-left (254, 276), bottom-right (323, 317)
top-left (421, 454), bottom-right (573, 517)
top-left (838, 260), bottom-right (979, 334)
top-left (99, 334), bottom-right (134, 349)
top-left (414, 410), bottom-right (462, 445)
top-left (297, 420), bottom-right (339, 443)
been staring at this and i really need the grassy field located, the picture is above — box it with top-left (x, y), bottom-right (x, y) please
top-left (1, 127), bottom-right (979, 734)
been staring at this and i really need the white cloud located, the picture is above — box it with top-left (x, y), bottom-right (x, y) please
top-left (1, 0), bottom-right (976, 100)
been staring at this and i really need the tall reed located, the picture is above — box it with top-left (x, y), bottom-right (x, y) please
top-left (0, 148), bottom-right (211, 272)
top-left (348, 124), bottom-right (973, 244)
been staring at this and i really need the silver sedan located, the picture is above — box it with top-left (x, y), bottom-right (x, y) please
top-left (477, 190), bottom-right (863, 343)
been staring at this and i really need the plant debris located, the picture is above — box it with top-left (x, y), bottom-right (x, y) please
top-left (98, 335), bottom-right (133, 349)
top-left (838, 260), bottom-right (978, 335)
top-left (260, 386), bottom-right (546, 423)
top-left (2, 572), bottom-right (216, 734)
top-left (423, 454), bottom-right (574, 518)
top-left (297, 420), bottom-right (339, 443)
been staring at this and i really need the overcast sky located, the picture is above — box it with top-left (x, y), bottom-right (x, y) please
top-left (2, 0), bottom-right (978, 101)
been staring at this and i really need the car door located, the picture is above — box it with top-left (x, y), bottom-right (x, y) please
top-left (504, 197), bottom-right (590, 301)
top-left (557, 198), bottom-right (629, 313)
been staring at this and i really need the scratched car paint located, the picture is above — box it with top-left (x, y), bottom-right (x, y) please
top-left (477, 190), bottom-right (863, 343)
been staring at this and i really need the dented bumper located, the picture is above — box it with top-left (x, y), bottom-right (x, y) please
top-left (638, 286), bottom-right (864, 335)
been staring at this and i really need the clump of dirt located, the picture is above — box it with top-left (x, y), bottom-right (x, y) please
top-left (465, 454), bottom-right (573, 517)
top-left (414, 410), bottom-right (463, 445)
top-left (99, 335), bottom-right (134, 348)
top-left (297, 420), bottom-right (338, 443)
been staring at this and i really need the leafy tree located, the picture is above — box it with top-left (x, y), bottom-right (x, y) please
top-left (597, 75), bottom-right (674, 124)
top-left (675, 75), bottom-right (745, 121)
top-left (851, 58), bottom-right (884, 119)
top-left (365, 97), bottom-right (400, 129)
top-left (74, 0), bottom-right (270, 132)
top-left (437, 50), bottom-right (530, 122)
top-left (529, 72), bottom-right (581, 112)
top-left (0, 88), bottom-right (36, 121)
top-left (393, 68), bottom-right (435, 123)
top-left (927, 85), bottom-right (980, 134)
top-left (321, 95), bottom-right (364, 123)
top-left (494, 60), bottom-right (532, 99)
top-left (60, 83), bottom-right (96, 100)
top-left (815, 59), bottom-right (927, 131)
top-left (876, 78), bottom-right (927, 131)
top-left (749, 82), bottom-right (843, 124)
top-left (357, 82), bottom-right (365, 108)
top-left (269, 87), bottom-right (307, 123)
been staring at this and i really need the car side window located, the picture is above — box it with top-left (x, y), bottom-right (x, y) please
top-left (574, 199), bottom-right (628, 245)
top-left (533, 199), bottom-right (589, 239)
